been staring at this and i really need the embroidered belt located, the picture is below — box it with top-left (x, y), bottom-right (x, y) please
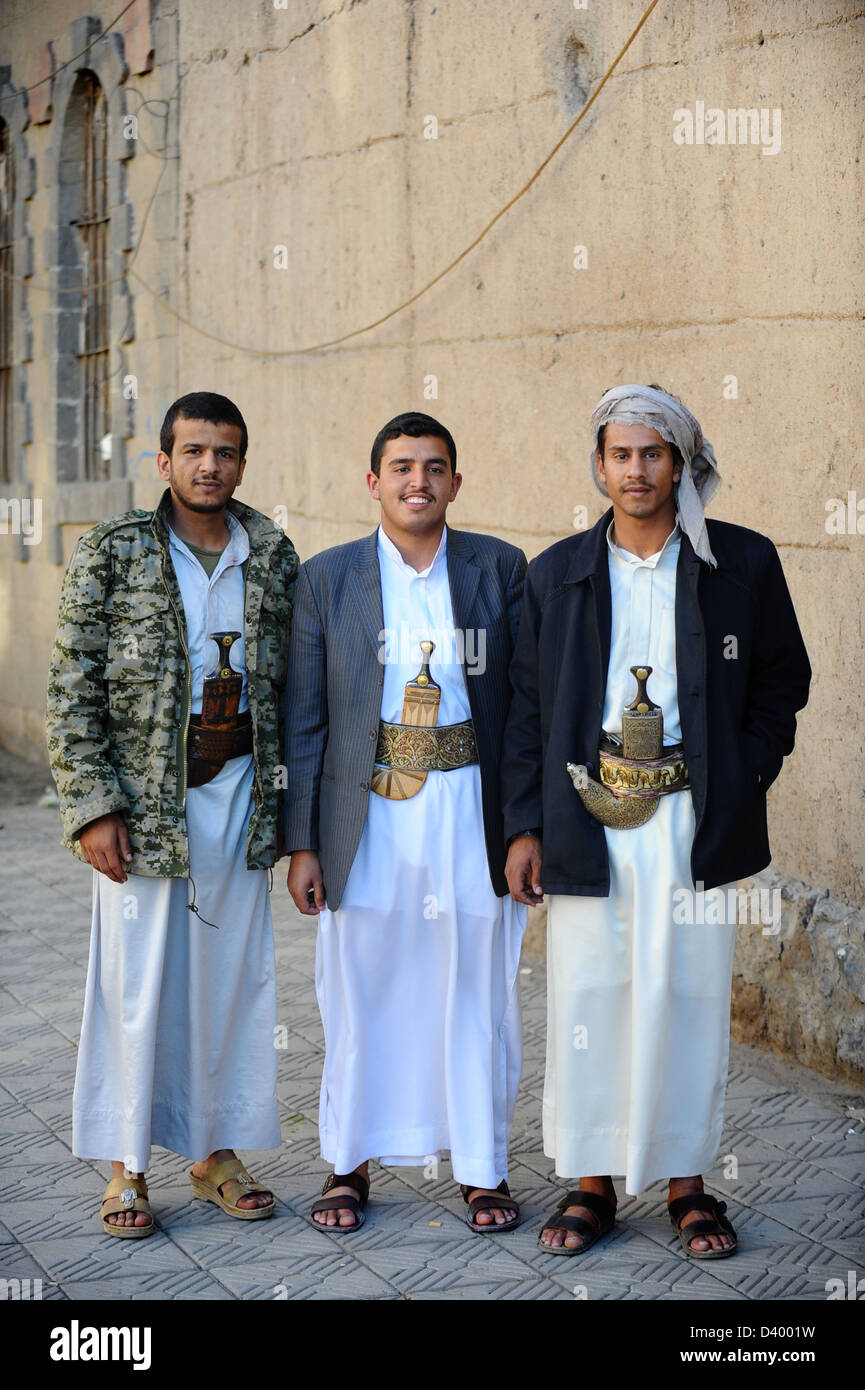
top-left (374, 718), bottom-right (478, 772)
top-left (598, 734), bottom-right (689, 799)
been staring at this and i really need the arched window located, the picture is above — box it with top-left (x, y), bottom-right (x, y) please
top-left (0, 118), bottom-right (13, 484)
top-left (58, 71), bottom-right (110, 481)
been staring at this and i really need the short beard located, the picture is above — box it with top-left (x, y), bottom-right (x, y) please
top-left (169, 474), bottom-right (233, 515)
top-left (178, 495), bottom-right (227, 513)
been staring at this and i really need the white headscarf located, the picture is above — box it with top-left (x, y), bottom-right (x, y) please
top-left (589, 384), bottom-right (722, 567)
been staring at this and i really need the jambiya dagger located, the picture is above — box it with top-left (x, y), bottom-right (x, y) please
top-left (568, 665), bottom-right (690, 830)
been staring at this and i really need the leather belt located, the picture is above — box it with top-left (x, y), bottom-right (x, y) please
top-left (374, 717), bottom-right (479, 772)
top-left (187, 711), bottom-right (253, 787)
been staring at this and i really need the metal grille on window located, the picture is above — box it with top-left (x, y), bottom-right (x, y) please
top-left (0, 120), bottom-right (13, 485)
top-left (73, 75), bottom-right (110, 482)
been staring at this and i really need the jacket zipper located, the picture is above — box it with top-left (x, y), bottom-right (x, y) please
top-left (160, 560), bottom-right (192, 815)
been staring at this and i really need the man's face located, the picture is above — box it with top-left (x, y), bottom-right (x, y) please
top-left (367, 433), bottom-right (461, 533)
top-left (156, 417), bottom-right (246, 513)
top-left (597, 422), bottom-right (681, 521)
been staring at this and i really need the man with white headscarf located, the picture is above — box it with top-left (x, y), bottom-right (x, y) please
top-left (502, 384), bottom-right (810, 1259)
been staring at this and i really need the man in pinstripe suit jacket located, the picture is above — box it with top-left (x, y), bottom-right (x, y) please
top-left (283, 411), bottom-right (528, 1234)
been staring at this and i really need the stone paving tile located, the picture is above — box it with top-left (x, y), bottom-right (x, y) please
top-left (22, 1235), bottom-right (205, 1283)
top-left (214, 1257), bottom-right (397, 1301)
top-left (57, 1273), bottom-right (233, 1300)
top-left (1, 795), bottom-right (864, 1300)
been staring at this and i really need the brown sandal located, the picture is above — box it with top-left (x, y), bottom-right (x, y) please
top-left (460, 1179), bottom-right (520, 1233)
top-left (668, 1192), bottom-right (738, 1259)
top-left (309, 1170), bottom-right (369, 1232)
top-left (537, 1188), bottom-right (616, 1256)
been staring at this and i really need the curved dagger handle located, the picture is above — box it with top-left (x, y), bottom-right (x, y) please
top-left (207, 630), bottom-right (242, 680)
top-left (622, 665), bottom-right (663, 760)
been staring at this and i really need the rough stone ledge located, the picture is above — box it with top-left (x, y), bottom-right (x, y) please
top-left (732, 868), bottom-right (865, 1085)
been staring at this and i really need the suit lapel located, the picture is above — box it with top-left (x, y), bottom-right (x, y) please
top-left (446, 528), bottom-right (481, 636)
top-left (348, 530), bottom-right (386, 662)
top-left (348, 525), bottom-right (480, 669)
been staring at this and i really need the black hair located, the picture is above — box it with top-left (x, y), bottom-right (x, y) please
top-left (370, 411), bottom-right (457, 477)
top-left (160, 392), bottom-right (248, 462)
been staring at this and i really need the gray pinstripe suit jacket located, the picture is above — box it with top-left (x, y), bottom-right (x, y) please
top-left (282, 526), bottom-right (527, 909)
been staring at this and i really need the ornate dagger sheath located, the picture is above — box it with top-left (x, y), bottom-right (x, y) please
top-left (567, 665), bottom-right (689, 830)
top-left (371, 640), bottom-right (441, 800)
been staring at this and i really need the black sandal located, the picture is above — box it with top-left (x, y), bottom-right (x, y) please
top-left (668, 1192), bottom-right (738, 1260)
top-left (309, 1170), bottom-right (369, 1232)
top-left (460, 1179), bottom-right (520, 1233)
top-left (537, 1188), bottom-right (616, 1256)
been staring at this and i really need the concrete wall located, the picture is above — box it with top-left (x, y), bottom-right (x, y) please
top-left (1, 1), bottom-right (863, 1070)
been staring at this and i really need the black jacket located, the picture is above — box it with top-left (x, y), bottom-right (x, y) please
top-left (501, 509), bottom-right (811, 894)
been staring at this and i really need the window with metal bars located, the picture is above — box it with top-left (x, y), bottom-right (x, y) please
top-left (71, 72), bottom-right (110, 481)
top-left (0, 119), bottom-right (13, 485)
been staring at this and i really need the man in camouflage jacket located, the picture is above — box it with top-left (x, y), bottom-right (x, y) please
top-left (47, 473), bottom-right (295, 876)
top-left (46, 392), bottom-right (298, 1238)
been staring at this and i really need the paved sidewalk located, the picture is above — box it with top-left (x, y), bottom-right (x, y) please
top-left (1, 757), bottom-right (863, 1301)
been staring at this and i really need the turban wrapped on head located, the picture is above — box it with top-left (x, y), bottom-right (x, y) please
top-left (589, 384), bottom-right (722, 567)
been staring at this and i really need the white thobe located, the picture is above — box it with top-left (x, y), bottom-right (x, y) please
top-left (543, 523), bottom-right (737, 1195)
top-left (72, 515), bottom-right (280, 1168)
top-left (315, 525), bottom-right (527, 1188)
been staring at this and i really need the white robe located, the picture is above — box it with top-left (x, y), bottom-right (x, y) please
top-left (316, 525), bottom-right (526, 1189)
top-left (71, 518), bottom-right (280, 1168)
top-left (544, 524), bottom-right (737, 1195)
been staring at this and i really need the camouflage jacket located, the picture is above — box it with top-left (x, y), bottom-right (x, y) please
top-left (45, 489), bottom-right (299, 876)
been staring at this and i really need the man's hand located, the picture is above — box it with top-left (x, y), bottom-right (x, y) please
top-left (287, 849), bottom-right (326, 916)
top-left (505, 834), bottom-right (543, 906)
top-left (78, 813), bottom-right (133, 884)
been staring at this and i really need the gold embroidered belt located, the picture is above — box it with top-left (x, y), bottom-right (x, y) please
top-left (598, 733), bottom-right (689, 800)
top-left (374, 718), bottom-right (479, 772)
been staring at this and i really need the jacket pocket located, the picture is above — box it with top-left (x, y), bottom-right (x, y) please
top-left (105, 598), bottom-right (171, 682)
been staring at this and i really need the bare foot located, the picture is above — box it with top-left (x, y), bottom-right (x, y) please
top-left (539, 1175), bottom-right (617, 1250)
top-left (191, 1149), bottom-right (274, 1210)
top-left (668, 1176), bottom-right (735, 1253)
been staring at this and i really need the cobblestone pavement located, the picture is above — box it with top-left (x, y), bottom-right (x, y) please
top-left (1, 760), bottom-right (863, 1301)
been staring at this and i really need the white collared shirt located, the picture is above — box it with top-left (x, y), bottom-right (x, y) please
top-left (603, 520), bottom-right (682, 743)
top-left (376, 523), bottom-right (471, 725)
top-left (167, 512), bottom-right (250, 713)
